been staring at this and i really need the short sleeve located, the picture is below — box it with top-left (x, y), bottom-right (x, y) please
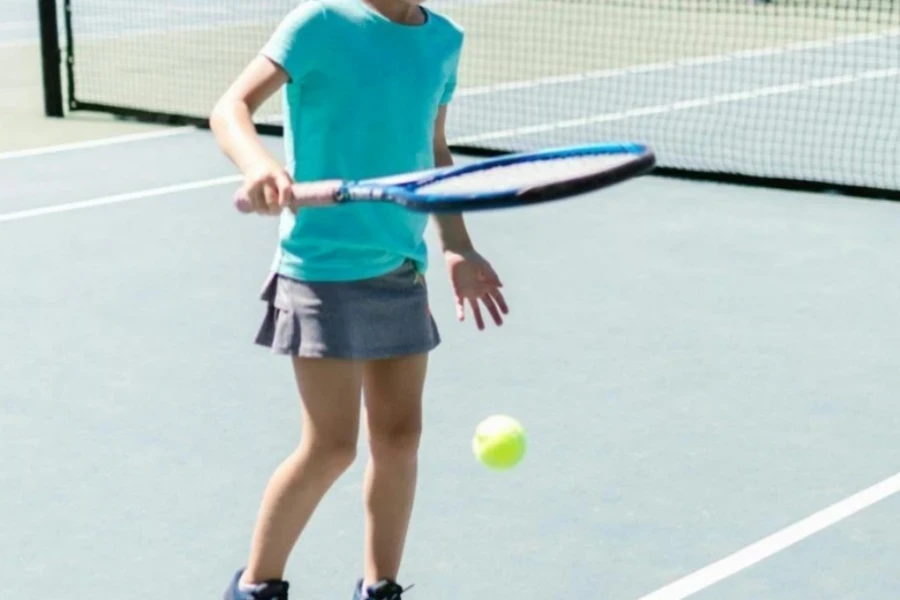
top-left (261, 1), bottom-right (325, 82)
top-left (439, 38), bottom-right (463, 106)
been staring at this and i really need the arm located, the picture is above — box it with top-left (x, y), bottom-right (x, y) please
top-left (210, 56), bottom-right (295, 213)
top-left (210, 56), bottom-right (287, 180)
top-left (430, 105), bottom-right (475, 253)
top-left (432, 106), bottom-right (508, 329)
top-left (211, 3), bottom-right (328, 214)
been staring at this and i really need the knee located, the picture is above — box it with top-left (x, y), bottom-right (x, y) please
top-left (368, 420), bottom-right (422, 464)
top-left (302, 437), bottom-right (358, 477)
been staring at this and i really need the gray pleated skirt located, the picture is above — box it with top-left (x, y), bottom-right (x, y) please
top-left (254, 260), bottom-right (441, 360)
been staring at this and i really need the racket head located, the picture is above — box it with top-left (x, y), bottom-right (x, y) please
top-left (361, 143), bottom-right (655, 213)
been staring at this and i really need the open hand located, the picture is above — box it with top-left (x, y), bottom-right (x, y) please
top-left (445, 249), bottom-right (509, 330)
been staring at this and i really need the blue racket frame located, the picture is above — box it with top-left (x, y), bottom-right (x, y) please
top-left (335, 142), bottom-right (656, 213)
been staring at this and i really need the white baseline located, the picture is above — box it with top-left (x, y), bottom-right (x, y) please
top-left (0, 175), bottom-right (241, 224)
top-left (0, 128), bottom-right (195, 161)
top-left (636, 471), bottom-right (900, 600)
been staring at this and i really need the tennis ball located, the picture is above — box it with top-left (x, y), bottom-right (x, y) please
top-left (473, 415), bottom-right (526, 470)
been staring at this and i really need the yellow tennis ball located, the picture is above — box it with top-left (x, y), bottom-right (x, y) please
top-left (473, 415), bottom-right (526, 470)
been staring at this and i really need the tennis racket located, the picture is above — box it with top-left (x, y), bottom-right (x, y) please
top-left (234, 142), bottom-right (655, 214)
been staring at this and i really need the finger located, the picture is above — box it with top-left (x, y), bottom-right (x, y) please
top-left (455, 296), bottom-right (465, 322)
top-left (263, 180), bottom-right (281, 214)
top-left (233, 189), bottom-right (252, 213)
top-left (249, 186), bottom-right (267, 214)
top-left (255, 175), bottom-right (277, 214)
top-left (275, 172), bottom-right (294, 210)
top-left (489, 288), bottom-right (509, 315)
top-left (480, 293), bottom-right (504, 327)
top-left (469, 297), bottom-right (485, 331)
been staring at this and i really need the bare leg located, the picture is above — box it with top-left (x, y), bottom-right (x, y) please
top-left (360, 352), bottom-right (428, 587)
top-left (242, 357), bottom-right (364, 585)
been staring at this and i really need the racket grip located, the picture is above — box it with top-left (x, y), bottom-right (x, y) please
top-left (233, 181), bottom-right (341, 213)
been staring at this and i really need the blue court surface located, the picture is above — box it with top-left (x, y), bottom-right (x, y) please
top-left (3, 128), bottom-right (900, 600)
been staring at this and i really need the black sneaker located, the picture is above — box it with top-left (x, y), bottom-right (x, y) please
top-left (353, 578), bottom-right (413, 600)
top-left (224, 568), bottom-right (290, 600)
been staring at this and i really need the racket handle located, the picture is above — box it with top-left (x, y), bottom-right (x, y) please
top-left (233, 180), bottom-right (342, 213)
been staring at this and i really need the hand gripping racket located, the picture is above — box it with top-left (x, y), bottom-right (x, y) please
top-left (234, 142), bottom-right (655, 214)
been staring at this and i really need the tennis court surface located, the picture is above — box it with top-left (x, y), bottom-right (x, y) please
top-left (3, 0), bottom-right (900, 598)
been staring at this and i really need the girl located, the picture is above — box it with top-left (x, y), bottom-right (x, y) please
top-left (210, 0), bottom-right (508, 598)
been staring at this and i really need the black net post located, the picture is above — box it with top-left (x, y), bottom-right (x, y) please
top-left (37, 0), bottom-right (64, 117)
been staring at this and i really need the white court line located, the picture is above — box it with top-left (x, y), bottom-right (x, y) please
top-left (458, 27), bottom-right (900, 98)
top-left (636, 471), bottom-right (900, 600)
top-left (0, 127), bottom-right (194, 161)
top-left (451, 67), bottom-right (900, 145)
top-left (3, 67), bottom-right (897, 222)
top-left (4, 21), bottom-right (894, 157)
top-left (2, 50), bottom-right (896, 218)
top-left (0, 175), bottom-right (240, 224)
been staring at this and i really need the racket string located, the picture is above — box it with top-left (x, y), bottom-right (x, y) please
top-left (416, 154), bottom-right (638, 195)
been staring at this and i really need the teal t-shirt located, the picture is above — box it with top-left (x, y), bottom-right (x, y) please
top-left (261, 0), bottom-right (464, 282)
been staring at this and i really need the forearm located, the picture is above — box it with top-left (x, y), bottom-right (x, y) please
top-left (431, 145), bottom-right (474, 252)
top-left (210, 99), bottom-right (282, 176)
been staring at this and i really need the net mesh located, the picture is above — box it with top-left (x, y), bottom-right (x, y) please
top-left (64, 0), bottom-right (900, 191)
top-left (417, 154), bottom-right (640, 195)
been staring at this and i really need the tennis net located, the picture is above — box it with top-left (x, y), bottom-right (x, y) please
top-left (58, 0), bottom-right (900, 194)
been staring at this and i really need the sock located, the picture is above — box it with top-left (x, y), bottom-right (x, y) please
top-left (238, 576), bottom-right (289, 599)
top-left (239, 576), bottom-right (269, 594)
